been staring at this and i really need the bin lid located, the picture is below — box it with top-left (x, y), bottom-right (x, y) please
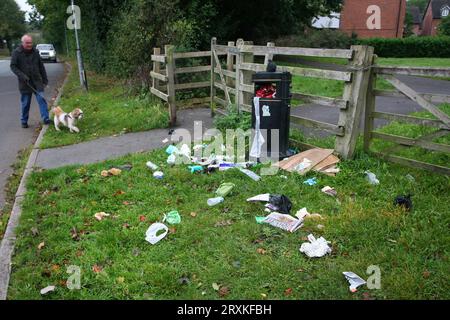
top-left (252, 71), bottom-right (292, 82)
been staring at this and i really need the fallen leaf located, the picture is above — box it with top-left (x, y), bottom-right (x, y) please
top-left (108, 168), bottom-right (122, 176)
top-left (219, 286), bottom-right (230, 297)
top-left (256, 248), bottom-right (267, 255)
top-left (92, 264), bottom-right (103, 273)
top-left (122, 223), bottom-right (131, 229)
top-left (113, 190), bottom-right (125, 196)
top-left (117, 277), bottom-right (125, 284)
top-left (423, 270), bottom-right (431, 279)
top-left (75, 250), bottom-right (84, 257)
top-left (139, 215), bottom-right (146, 222)
top-left (212, 283), bottom-right (220, 291)
top-left (37, 242), bottom-right (45, 250)
top-left (169, 227), bottom-right (176, 234)
top-left (40, 285), bottom-right (56, 295)
top-left (284, 288), bottom-right (293, 296)
top-left (51, 264), bottom-right (60, 272)
top-left (31, 227), bottom-right (39, 237)
top-left (59, 280), bottom-right (67, 287)
top-left (94, 212), bottom-right (110, 221)
top-left (190, 212), bottom-right (197, 218)
top-left (123, 201), bottom-right (132, 206)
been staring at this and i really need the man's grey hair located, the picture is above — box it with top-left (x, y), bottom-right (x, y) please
top-left (21, 34), bottom-right (33, 43)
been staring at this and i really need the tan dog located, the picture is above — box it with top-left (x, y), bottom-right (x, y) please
top-left (52, 106), bottom-right (83, 133)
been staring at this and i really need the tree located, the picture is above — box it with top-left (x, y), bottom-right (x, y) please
top-left (28, 6), bottom-right (44, 31)
top-left (438, 16), bottom-right (450, 36)
top-left (0, 0), bottom-right (27, 52)
top-left (407, 0), bottom-right (429, 13)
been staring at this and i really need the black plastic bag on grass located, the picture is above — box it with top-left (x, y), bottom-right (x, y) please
top-left (269, 194), bottom-right (292, 215)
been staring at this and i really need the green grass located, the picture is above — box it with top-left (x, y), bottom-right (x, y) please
top-left (370, 104), bottom-right (450, 167)
top-left (377, 58), bottom-right (450, 67)
top-left (40, 61), bottom-right (169, 149)
top-left (0, 147), bottom-right (32, 239)
top-left (7, 140), bottom-right (450, 299)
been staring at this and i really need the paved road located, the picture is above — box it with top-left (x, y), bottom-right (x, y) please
top-left (0, 58), bottom-right (65, 209)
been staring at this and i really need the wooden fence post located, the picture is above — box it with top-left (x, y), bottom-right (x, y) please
top-left (226, 41), bottom-right (235, 88)
top-left (335, 45), bottom-right (374, 159)
top-left (236, 40), bottom-right (254, 113)
top-left (210, 37), bottom-right (217, 117)
top-left (152, 48), bottom-right (161, 91)
top-left (363, 54), bottom-right (378, 153)
top-left (165, 44), bottom-right (177, 126)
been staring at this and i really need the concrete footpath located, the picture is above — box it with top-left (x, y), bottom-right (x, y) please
top-left (35, 108), bottom-right (214, 170)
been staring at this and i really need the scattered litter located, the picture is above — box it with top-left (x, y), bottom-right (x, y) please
top-left (166, 145), bottom-right (178, 155)
top-left (275, 148), bottom-right (335, 176)
top-left (216, 183), bottom-right (235, 198)
top-left (190, 212), bottom-right (197, 218)
top-left (247, 194), bottom-right (270, 202)
top-left (212, 283), bottom-right (220, 291)
top-left (146, 161), bottom-right (159, 171)
top-left (40, 285), bottom-right (56, 295)
top-left (317, 224), bottom-right (325, 230)
top-left (188, 165), bottom-right (203, 174)
top-left (163, 211), bottom-right (181, 224)
top-left (207, 197), bottom-right (224, 207)
top-left (94, 212), bottom-right (110, 221)
top-left (394, 194), bottom-right (413, 211)
top-left (37, 242), bottom-right (45, 250)
top-left (295, 208), bottom-right (323, 221)
top-left (239, 168), bottom-right (261, 181)
top-left (343, 272), bottom-right (367, 293)
top-left (365, 171), bottom-right (380, 185)
top-left (264, 212), bottom-right (303, 233)
top-left (167, 154), bottom-right (176, 165)
top-left (294, 158), bottom-right (312, 173)
top-left (214, 220), bottom-right (233, 228)
top-left (299, 234), bottom-right (332, 258)
top-left (321, 186), bottom-right (337, 197)
top-left (145, 223), bottom-right (169, 245)
top-left (162, 138), bottom-right (169, 144)
top-left (269, 194), bottom-right (292, 215)
top-left (101, 170), bottom-right (109, 177)
top-left (153, 171), bottom-right (164, 179)
top-left (303, 177), bottom-right (318, 186)
top-left (255, 216), bottom-right (266, 224)
top-left (117, 164), bottom-right (133, 171)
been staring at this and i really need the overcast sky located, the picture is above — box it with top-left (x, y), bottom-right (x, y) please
top-left (15, 0), bottom-right (33, 13)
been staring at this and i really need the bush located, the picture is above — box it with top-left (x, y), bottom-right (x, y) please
top-left (276, 29), bottom-right (354, 49)
top-left (356, 36), bottom-right (450, 58)
top-left (439, 16), bottom-right (450, 36)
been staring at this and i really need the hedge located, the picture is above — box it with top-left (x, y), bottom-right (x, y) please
top-left (356, 36), bottom-right (450, 58)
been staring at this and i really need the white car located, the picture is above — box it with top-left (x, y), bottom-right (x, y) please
top-left (36, 44), bottom-right (57, 62)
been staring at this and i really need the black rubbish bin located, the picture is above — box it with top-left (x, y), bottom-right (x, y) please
top-left (251, 71), bottom-right (292, 160)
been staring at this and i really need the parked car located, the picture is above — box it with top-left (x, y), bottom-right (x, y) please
top-left (36, 44), bottom-right (57, 62)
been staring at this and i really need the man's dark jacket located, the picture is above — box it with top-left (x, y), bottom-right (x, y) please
top-left (10, 46), bottom-right (48, 94)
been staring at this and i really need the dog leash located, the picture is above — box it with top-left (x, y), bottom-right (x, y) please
top-left (25, 80), bottom-right (50, 106)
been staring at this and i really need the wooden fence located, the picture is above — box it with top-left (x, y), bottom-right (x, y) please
top-left (364, 62), bottom-right (450, 175)
top-left (210, 38), bottom-right (374, 160)
top-left (150, 38), bottom-right (450, 174)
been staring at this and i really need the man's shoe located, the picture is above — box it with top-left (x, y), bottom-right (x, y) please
top-left (43, 119), bottom-right (51, 125)
top-left (21, 123), bottom-right (29, 128)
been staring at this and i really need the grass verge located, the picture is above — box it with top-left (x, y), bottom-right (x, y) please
top-left (7, 140), bottom-right (449, 299)
top-left (40, 60), bottom-right (169, 149)
top-left (0, 147), bottom-right (32, 239)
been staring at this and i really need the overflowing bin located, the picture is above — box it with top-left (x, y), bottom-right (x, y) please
top-left (251, 71), bottom-right (292, 160)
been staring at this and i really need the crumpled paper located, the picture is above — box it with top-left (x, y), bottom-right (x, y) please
top-left (299, 234), bottom-right (332, 258)
top-left (343, 271), bottom-right (367, 292)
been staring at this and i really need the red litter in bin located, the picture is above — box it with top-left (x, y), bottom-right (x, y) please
top-left (256, 84), bottom-right (276, 98)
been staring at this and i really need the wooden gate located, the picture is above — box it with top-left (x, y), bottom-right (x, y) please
top-left (210, 38), bottom-right (374, 160)
top-left (364, 63), bottom-right (450, 175)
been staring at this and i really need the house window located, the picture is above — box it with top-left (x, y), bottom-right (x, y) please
top-left (442, 6), bottom-right (450, 17)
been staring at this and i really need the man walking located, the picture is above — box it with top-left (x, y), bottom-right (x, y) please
top-left (10, 34), bottom-right (50, 128)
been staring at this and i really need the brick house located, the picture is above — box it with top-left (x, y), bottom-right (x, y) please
top-left (421, 0), bottom-right (450, 36)
top-left (339, 0), bottom-right (407, 38)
